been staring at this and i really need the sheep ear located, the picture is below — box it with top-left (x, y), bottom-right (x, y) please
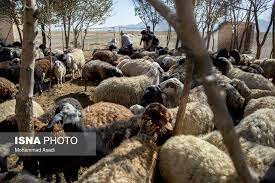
top-left (164, 123), bottom-right (173, 131)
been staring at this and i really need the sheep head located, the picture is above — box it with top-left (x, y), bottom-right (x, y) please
top-left (139, 103), bottom-right (173, 143)
top-left (48, 103), bottom-right (83, 132)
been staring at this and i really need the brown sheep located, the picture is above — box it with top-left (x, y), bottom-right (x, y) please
top-left (92, 50), bottom-right (118, 65)
top-left (0, 77), bottom-right (17, 103)
top-left (82, 102), bottom-right (134, 128)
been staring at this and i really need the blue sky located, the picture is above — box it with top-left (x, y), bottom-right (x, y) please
top-left (99, 0), bottom-right (141, 27)
top-left (98, 0), bottom-right (272, 28)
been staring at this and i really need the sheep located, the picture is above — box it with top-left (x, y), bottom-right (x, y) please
top-left (64, 48), bottom-right (86, 79)
top-left (140, 85), bottom-right (164, 107)
top-left (82, 60), bottom-right (123, 91)
top-left (78, 103), bottom-right (173, 183)
top-left (113, 55), bottom-right (130, 66)
top-left (259, 59), bottom-right (275, 84)
top-left (236, 108), bottom-right (275, 148)
top-left (0, 99), bottom-right (44, 123)
top-left (119, 58), bottom-right (159, 77)
top-left (0, 47), bottom-right (21, 62)
top-left (82, 102), bottom-right (133, 128)
top-left (0, 61), bottom-right (20, 84)
top-left (92, 50), bottom-right (118, 65)
top-left (202, 132), bottom-right (275, 178)
top-left (53, 60), bottom-right (66, 86)
top-left (158, 78), bottom-right (184, 108)
top-left (0, 77), bottom-right (17, 103)
top-left (238, 64), bottom-right (264, 75)
top-left (156, 55), bottom-right (178, 71)
top-left (129, 104), bottom-right (146, 115)
top-left (130, 51), bottom-right (158, 60)
top-left (38, 97), bottom-right (83, 125)
top-left (180, 102), bottom-right (214, 135)
top-left (244, 96), bottom-right (275, 117)
top-left (213, 57), bottom-right (275, 91)
top-left (204, 108), bottom-right (275, 148)
top-left (159, 135), bottom-right (240, 183)
top-left (94, 64), bottom-right (162, 107)
top-left (34, 47), bottom-right (45, 59)
top-left (230, 79), bottom-right (275, 102)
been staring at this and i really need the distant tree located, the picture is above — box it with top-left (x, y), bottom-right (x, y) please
top-left (132, 0), bottom-right (162, 32)
top-left (249, 0), bottom-right (274, 58)
top-left (0, 0), bottom-right (23, 43)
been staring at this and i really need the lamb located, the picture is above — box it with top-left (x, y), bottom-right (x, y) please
top-left (0, 99), bottom-right (44, 123)
top-left (82, 60), bottom-right (123, 91)
top-left (82, 102), bottom-right (133, 128)
top-left (64, 48), bottom-right (86, 79)
top-left (244, 96), bottom-right (275, 117)
top-left (0, 77), bottom-right (17, 103)
top-left (259, 59), bottom-right (275, 84)
top-left (92, 50), bottom-right (118, 65)
top-left (159, 135), bottom-right (240, 183)
top-left (213, 57), bottom-right (275, 91)
top-left (53, 60), bottom-right (66, 86)
top-left (94, 63), bottom-right (162, 107)
top-left (77, 103), bottom-right (173, 183)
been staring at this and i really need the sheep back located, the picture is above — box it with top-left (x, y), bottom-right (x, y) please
top-left (78, 137), bottom-right (157, 183)
top-left (227, 68), bottom-right (275, 91)
top-left (94, 75), bottom-right (154, 107)
top-left (82, 102), bottom-right (133, 128)
top-left (92, 50), bottom-right (118, 65)
top-left (181, 102), bottom-right (214, 135)
top-left (244, 96), bottom-right (275, 117)
top-left (159, 135), bottom-right (240, 183)
top-left (120, 59), bottom-right (154, 76)
top-left (0, 77), bottom-right (17, 103)
top-left (0, 99), bottom-right (44, 123)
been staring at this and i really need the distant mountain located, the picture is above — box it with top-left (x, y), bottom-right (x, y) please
top-left (95, 19), bottom-right (270, 32)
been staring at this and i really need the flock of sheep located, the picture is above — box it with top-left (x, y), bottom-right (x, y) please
top-left (0, 41), bottom-right (275, 182)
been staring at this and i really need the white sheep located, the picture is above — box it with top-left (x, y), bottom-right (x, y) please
top-left (118, 58), bottom-right (160, 77)
top-left (214, 57), bottom-right (275, 90)
top-left (64, 49), bottom-right (86, 79)
top-left (244, 96), bottom-right (275, 117)
top-left (53, 61), bottom-right (66, 86)
top-left (180, 102), bottom-right (214, 135)
top-left (158, 78), bottom-right (184, 108)
top-left (236, 108), bottom-right (275, 147)
top-left (94, 64), bottom-right (162, 107)
top-left (0, 99), bottom-right (44, 123)
top-left (202, 132), bottom-right (275, 177)
top-left (159, 135), bottom-right (240, 183)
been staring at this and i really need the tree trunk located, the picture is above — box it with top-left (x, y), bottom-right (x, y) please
top-left (174, 59), bottom-right (193, 135)
top-left (15, 22), bottom-right (23, 44)
top-left (175, 36), bottom-right (179, 49)
top-left (16, 0), bottom-right (38, 175)
top-left (256, 44), bottom-right (262, 59)
top-left (147, 1), bottom-right (257, 182)
top-left (272, 6), bottom-right (275, 58)
top-left (82, 28), bottom-right (88, 50)
top-left (166, 25), bottom-right (171, 48)
top-left (41, 23), bottom-right (46, 46)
